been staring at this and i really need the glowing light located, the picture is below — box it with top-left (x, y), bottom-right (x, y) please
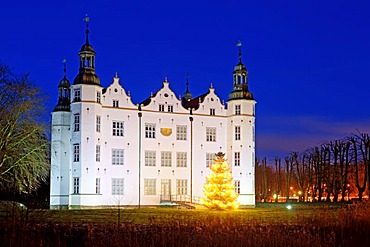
top-left (286, 205), bottom-right (292, 210)
top-left (202, 152), bottom-right (239, 210)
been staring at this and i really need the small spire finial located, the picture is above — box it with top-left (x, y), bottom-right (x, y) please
top-left (186, 73), bottom-right (190, 91)
top-left (164, 76), bottom-right (168, 82)
top-left (63, 59), bottom-right (67, 76)
top-left (83, 14), bottom-right (90, 44)
top-left (237, 41), bottom-right (242, 62)
top-left (115, 72), bottom-right (118, 78)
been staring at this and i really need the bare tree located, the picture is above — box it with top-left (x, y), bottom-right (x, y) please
top-left (273, 157), bottom-right (282, 202)
top-left (284, 156), bottom-right (294, 202)
top-left (0, 63), bottom-right (49, 195)
top-left (350, 135), bottom-right (367, 200)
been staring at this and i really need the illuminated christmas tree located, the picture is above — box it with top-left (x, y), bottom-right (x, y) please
top-left (202, 152), bottom-right (239, 210)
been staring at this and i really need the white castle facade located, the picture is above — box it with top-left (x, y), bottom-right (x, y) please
top-left (50, 25), bottom-right (256, 209)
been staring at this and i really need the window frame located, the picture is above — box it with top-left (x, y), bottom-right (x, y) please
top-left (235, 104), bottom-right (241, 115)
top-left (161, 151), bottom-right (172, 167)
top-left (96, 115), bottom-right (101, 133)
top-left (176, 152), bottom-right (187, 167)
top-left (206, 127), bottom-right (216, 142)
top-left (176, 179), bottom-right (188, 195)
top-left (113, 100), bottom-right (119, 108)
top-left (144, 179), bottom-right (156, 195)
top-left (74, 114), bottom-right (80, 132)
top-left (112, 178), bottom-right (124, 195)
top-left (96, 145), bottom-right (101, 162)
top-left (235, 126), bottom-right (241, 141)
top-left (112, 149), bottom-right (124, 165)
top-left (206, 153), bottom-right (216, 168)
top-left (96, 178), bottom-right (101, 194)
top-left (176, 125), bottom-right (187, 140)
top-left (112, 121), bottom-right (124, 137)
top-left (97, 91), bottom-right (101, 103)
top-left (73, 177), bottom-right (80, 194)
top-left (73, 89), bottom-right (81, 102)
top-left (234, 152), bottom-right (240, 166)
top-left (235, 180), bottom-right (240, 194)
top-left (145, 123), bottom-right (156, 139)
top-left (145, 150), bottom-right (156, 167)
top-left (73, 144), bottom-right (80, 162)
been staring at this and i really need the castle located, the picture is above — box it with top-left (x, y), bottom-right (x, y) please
top-left (50, 21), bottom-right (256, 209)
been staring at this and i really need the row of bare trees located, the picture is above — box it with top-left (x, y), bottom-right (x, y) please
top-left (256, 132), bottom-right (370, 202)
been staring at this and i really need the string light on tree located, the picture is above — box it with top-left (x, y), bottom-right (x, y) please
top-left (202, 152), bottom-right (239, 210)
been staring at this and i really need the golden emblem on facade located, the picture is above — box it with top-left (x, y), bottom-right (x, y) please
top-left (160, 128), bottom-right (172, 136)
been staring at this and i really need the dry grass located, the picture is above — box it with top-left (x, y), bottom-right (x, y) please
top-left (1, 202), bottom-right (370, 246)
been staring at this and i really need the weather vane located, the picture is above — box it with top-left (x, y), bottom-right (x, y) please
top-left (63, 59), bottom-right (67, 75)
top-left (83, 14), bottom-right (90, 23)
top-left (237, 41), bottom-right (243, 61)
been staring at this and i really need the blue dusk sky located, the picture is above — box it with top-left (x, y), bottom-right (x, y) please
top-left (1, 0), bottom-right (369, 158)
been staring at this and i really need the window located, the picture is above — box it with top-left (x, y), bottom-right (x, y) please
top-left (234, 152), bottom-right (240, 166)
top-left (97, 91), bottom-right (101, 103)
top-left (112, 149), bottom-right (124, 165)
top-left (112, 121), bottom-right (124, 136)
top-left (168, 105), bottom-right (173, 112)
top-left (96, 115), bottom-right (101, 132)
top-left (176, 179), bottom-right (188, 195)
top-left (159, 104), bottom-right (165, 111)
top-left (210, 108), bottom-right (215, 115)
top-left (235, 126), bottom-right (241, 141)
top-left (206, 153), bottom-right (216, 168)
top-left (235, 180), bottom-right (240, 194)
top-left (74, 89), bottom-right (81, 102)
top-left (161, 151), bottom-right (172, 167)
top-left (113, 100), bottom-right (119, 107)
top-left (112, 178), bottom-right (124, 195)
top-left (96, 145), bottom-right (100, 162)
top-left (145, 150), bottom-right (156, 167)
top-left (253, 126), bottom-right (255, 142)
top-left (144, 179), bottom-right (156, 195)
top-left (145, 123), bottom-right (156, 139)
top-left (73, 144), bottom-right (80, 162)
top-left (96, 178), bottom-right (101, 194)
top-left (74, 114), bottom-right (80, 132)
top-left (235, 105), bottom-right (241, 115)
top-left (206, 127), bottom-right (216, 142)
top-left (73, 177), bottom-right (80, 194)
top-left (176, 152), bottom-right (187, 167)
top-left (176, 125), bottom-right (187, 140)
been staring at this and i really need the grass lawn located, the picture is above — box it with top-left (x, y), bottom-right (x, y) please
top-left (26, 203), bottom-right (341, 224)
top-left (2, 202), bottom-right (369, 246)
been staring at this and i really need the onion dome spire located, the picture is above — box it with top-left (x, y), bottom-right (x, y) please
top-left (182, 73), bottom-right (193, 102)
top-left (228, 41), bottom-right (254, 101)
top-left (54, 59), bottom-right (71, 112)
top-left (73, 15), bottom-right (101, 86)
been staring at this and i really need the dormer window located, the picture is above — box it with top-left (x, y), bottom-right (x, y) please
top-left (159, 104), bottom-right (165, 112)
top-left (113, 100), bottom-right (119, 108)
top-left (210, 108), bottom-right (215, 115)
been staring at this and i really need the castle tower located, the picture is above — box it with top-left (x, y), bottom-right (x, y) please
top-left (69, 16), bottom-right (103, 207)
top-left (50, 60), bottom-right (71, 209)
top-left (227, 42), bottom-right (256, 207)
